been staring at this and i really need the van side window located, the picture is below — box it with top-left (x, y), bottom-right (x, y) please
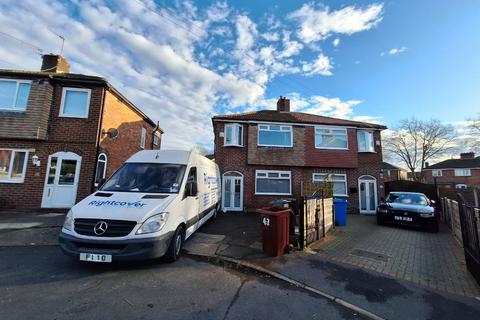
top-left (186, 167), bottom-right (197, 184)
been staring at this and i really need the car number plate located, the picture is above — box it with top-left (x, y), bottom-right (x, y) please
top-left (394, 216), bottom-right (413, 222)
top-left (80, 253), bottom-right (112, 263)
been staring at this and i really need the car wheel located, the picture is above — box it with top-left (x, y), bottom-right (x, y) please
top-left (164, 226), bottom-right (185, 262)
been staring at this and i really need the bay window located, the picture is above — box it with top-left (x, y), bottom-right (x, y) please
top-left (224, 124), bottom-right (243, 146)
top-left (315, 126), bottom-right (348, 149)
top-left (313, 173), bottom-right (348, 196)
top-left (258, 124), bottom-right (292, 147)
top-left (0, 149), bottom-right (29, 183)
top-left (255, 170), bottom-right (291, 195)
top-left (357, 131), bottom-right (375, 152)
top-left (0, 79), bottom-right (31, 111)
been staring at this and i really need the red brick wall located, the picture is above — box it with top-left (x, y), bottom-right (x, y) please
top-left (99, 90), bottom-right (160, 179)
top-left (304, 127), bottom-right (358, 168)
top-left (424, 169), bottom-right (480, 187)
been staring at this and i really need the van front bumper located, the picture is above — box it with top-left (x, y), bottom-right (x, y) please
top-left (59, 231), bottom-right (174, 262)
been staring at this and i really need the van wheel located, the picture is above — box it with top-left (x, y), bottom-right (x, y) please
top-left (164, 226), bottom-right (184, 262)
top-left (210, 205), bottom-right (219, 220)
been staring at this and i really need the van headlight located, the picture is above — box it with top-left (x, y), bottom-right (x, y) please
top-left (63, 209), bottom-right (74, 231)
top-left (136, 213), bottom-right (169, 235)
top-left (377, 207), bottom-right (388, 214)
top-left (420, 212), bottom-right (435, 218)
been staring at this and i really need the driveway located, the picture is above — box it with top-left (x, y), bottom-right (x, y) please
top-left (314, 214), bottom-right (480, 298)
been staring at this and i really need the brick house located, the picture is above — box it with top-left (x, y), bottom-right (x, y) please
top-left (423, 152), bottom-right (480, 189)
top-left (0, 54), bottom-right (162, 210)
top-left (212, 96), bottom-right (387, 214)
top-left (382, 162), bottom-right (408, 182)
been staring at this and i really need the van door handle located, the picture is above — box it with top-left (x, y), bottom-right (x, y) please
top-left (195, 196), bottom-right (199, 200)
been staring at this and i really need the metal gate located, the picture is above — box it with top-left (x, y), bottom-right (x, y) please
top-left (457, 194), bottom-right (480, 285)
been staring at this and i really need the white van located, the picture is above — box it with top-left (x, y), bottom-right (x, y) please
top-left (59, 150), bottom-right (221, 263)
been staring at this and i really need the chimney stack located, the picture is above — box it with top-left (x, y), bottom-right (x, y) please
top-left (276, 96), bottom-right (290, 112)
top-left (425, 162), bottom-right (429, 168)
top-left (460, 152), bottom-right (475, 159)
top-left (41, 54), bottom-right (70, 73)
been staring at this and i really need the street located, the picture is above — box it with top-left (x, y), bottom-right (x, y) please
top-left (0, 244), bottom-right (361, 320)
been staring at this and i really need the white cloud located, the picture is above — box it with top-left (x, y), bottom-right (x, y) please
top-left (262, 32), bottom-right (279, 41)
top-left (277, 31), bottom-right (303, 58)
top-left (333, 38), bottom-right (340, 47)
top-left (388, 46), bottom-right (407, 55)
top-left (235, 15), bottom-right (258, 52)
top-left (301, 54), bottom-right (333, 76)
top-left (288, 3), bottom-right (384, 43)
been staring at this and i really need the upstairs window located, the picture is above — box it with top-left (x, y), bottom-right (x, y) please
top-left (258, 124), bottom-right (292, 147)
top-left (140, 127), bottom-right (147, 149)
top-left (224, 124), bottom-right (243, 146)
top-left (313, 173), bottom-right (348, 196)
top-left (432, 169), bottom-right (442, 177)
top-left (153, 133), bottom-right (160, 146)
top-left (0, 79), bottom-right (31, 111)
top-left (255, 170), bottom-right (291, 195)
top-left (315, 126), bottom-right (348, 149)
top-left (0, 149), bottom-right (29, 183)
top-left (60, 87), bottom-right (91, 118)
top-left (357, 131), bottom-right (375, 152)
top-left (454, 169), bottom-right (471, 177)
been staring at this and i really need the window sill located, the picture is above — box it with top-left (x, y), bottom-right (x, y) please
top-left (0, 109), bottom-right (27, 114)
top-left (257, 145), bottom-right (293, 148)
top-left (58, 114), bottom-right (89, 119)
top-left (315, 147), bottom-right (349, 151)
top-left (358, 150), bottom-right (376, 153)
top-left (0, 179), bottom-right (25, 184)
top-left (223, 144), bottom-right (244, 147)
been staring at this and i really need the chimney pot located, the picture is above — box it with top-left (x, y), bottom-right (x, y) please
top-left (276, 96), bottom-right (290, 112)
top-left (460, 152), bottom-right (475, 159)
top-left (41, 54), bottom-right (70, 73)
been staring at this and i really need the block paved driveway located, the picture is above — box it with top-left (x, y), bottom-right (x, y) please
top-left (314, 214), bottom-right (480, 298)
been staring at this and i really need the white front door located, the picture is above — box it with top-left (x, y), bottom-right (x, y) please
top-left (222, 173), bottom-right (243, 212)
top-left (359, 176), bottom-right (377, 214)
top-left (42, 152), bottom-right (82, 208)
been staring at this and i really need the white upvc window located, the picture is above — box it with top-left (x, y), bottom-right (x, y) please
top-left (224, 123), bottom-right (243, 146)
top-left (432, 169), bottom-right (442, 177)
top-left (357, 131), bottom-right (375, 152)
top-left (59, 87), bottom-right (91, 118)
top-left (0, 149), bottom-right (29, 183)
top-left (0, 79), bottom-right (31, 111)
top-left (312, 173), bottom-right (348, 196)
top-left (140, 127), bottom-right (147, 149)
top-left (258, 124), bottom-right (293, 147)
top-left (454, 169), bottom-right (471, 177)
top-left (153, 133), bottom-right (160, 146)
top-left (315, 126), bottom-right (348, 150)
top-left (255, 170), bottom-right (291, 195)
top-left (94, 153), bottom-right (107, 186)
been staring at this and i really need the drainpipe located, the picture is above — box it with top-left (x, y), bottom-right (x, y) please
top-left (91, 86), bottom-right (107, 193)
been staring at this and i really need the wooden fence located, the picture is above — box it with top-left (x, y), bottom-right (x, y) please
top-left (441, 197), bottom-right (463, 245)
top-left (299, 196), bottom-right (334, 248)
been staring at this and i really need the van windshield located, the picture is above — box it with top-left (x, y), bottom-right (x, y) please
top-left (101, 163), bottom-right (186, 194)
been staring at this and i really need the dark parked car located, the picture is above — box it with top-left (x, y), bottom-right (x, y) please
top-left (376, 192), bottom-right (439, 233)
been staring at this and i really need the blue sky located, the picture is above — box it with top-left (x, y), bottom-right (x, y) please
top-left (0, 0), bottom-right (479, 151)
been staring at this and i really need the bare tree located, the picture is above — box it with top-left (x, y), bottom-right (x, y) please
top-left (467, 116), bottom-right (480, 151)
top-left (384, 118), bottom-right (456, 181)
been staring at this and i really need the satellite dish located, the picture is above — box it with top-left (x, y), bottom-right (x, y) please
top-left (107, 128), bottom-right (119, 138)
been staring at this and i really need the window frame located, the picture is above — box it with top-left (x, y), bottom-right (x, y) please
top-left (255, 170), bottom-right (291, 195)
top-left (257, 124), bottom-right (293, 148)
top-left (224, 123), bottom-right (243, 147)
top-left (94, 153), bottom-right (108, 187)
top-left (357, 130), bottom-right (375, 153)
top-left (314, 126), bottom-right (349, 150)
top-left (0, 148), bottom-right (29, 183)
top-left (153, 132), bottom-right (160, 146)
top-left (0, 78), bottom-right (32, 112)
top-left (59, 87), bottom-right (91, 118)
top-left (454, 168), bottom-right (471, 177)
top-left (140, 127), bottom-right (147, 149)
top-left (432, 169), bottom-right (442, 177)
top-left (312, 173), bottom-right (348, 197)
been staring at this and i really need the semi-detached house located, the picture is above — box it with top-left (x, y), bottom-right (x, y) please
top-left (212, 96), bottom-right (387, 214)
top-left (0, 54), bottom-right (162, 210)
